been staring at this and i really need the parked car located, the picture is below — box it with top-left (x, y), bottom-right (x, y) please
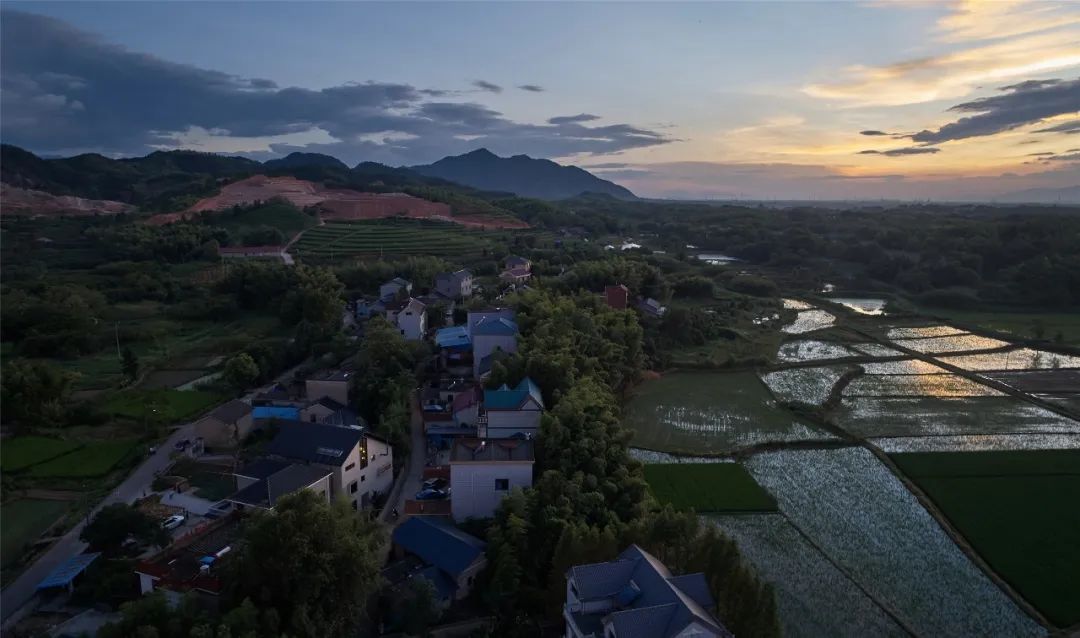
top-left (161, 514), bottom-right (186, 530)
top-left (414, 487), bottom-right (450, 501)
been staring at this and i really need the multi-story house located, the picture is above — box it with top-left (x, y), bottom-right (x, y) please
top-left (449, 438), bottom-right (534, 521)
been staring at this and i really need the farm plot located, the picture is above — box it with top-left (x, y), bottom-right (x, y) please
top-left (983, 369), bottom-right (1080, 393)
top-left (848, 342), bottom-right (904, 357)
top-left (938, 348), bottom-right (1080, 372)
top-left (893, 450), bottom-right (1080, 627)
top-left (892, 334), bottom-right (1011, 354)
top-left (873, 433), bottom-right (1080, 453)
top-left (782, 298), bottom-right (814, 310)
top-left (643, 464), bottom-right (776, 512)
top-left (623, 372), bottom-right (835, 454)
top-left (887, 325), bottom-right (969, 339)
top-left (844, 373), bottom-right (1003, 397)
top-left (27, 440), bottom-right (139, 478)
top-left (103, 389), bottom-right (225, 423)
top-left (835, 396), bottom-right (1080, 438)
top-left (745, 447), bottom-right (1045, 637)
top-left (761, 365), bottom-right (853, 406)
top-left (292, 221), bottom-right (492, 258)
top-left (859, 358), bottom-right (947, 375)
top-left (1, 437), bottom-right (82, 472)
top-left (776, 340), bottom-right (856, 362)
top-left (1, 499), bottom-right (70, 568)
top-left (830, 297), bottom-right (887, 315)
top-left (709, 514), bottom-right (909, 638)
top-left (781, 309), bottom-right (835, 334)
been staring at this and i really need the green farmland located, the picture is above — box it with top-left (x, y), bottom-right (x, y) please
top-left (292, 221), bottom-right (493, 258)
top-left (644, 463), bottom-right (778, 512)
top-left (26, 440), bottom-right (140, 479)
top-left (893, 449), bottom-right (1080, 627)
top-left (1, 437), bottom-right (82, 472)
top-left (103, 389), bottom-right (225, 424)
top-left (0, 500), bottom-right (71, 569)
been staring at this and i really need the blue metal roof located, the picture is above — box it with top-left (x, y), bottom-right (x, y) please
top-left (391, 516), bottom-right (486, 579)
top-left (253, 406), bottom-right (299, 421)
top-left (471, 317), bottom-right (518, 337)
top-left (483, 377), bottom-right (544, 410)
top-left (37, 552), bottom-right (101, 590)
top-left (435, 326), bottom-right (471, 349)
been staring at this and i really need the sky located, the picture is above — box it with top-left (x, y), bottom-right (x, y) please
top-left (2, 1), bottom-right (1078, 200)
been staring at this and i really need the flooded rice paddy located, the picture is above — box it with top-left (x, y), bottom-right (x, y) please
top-left (782, 298), bottom-right (814, 310)
top-left (893, 334), bottom-right (1012, 354)
top-left (831, 297), bottom-right (887, 315)
top-left (835, 396), bottom-right (1080, 438)
top-left (744, 447), bottom-right (1046, 637)
top-left (848, 342), bottom-right (905, 357)
top-left (938, 348), bottom-right (1080, 371)
top-left (871, 433), bottom-right (1080, 453)
top-left (887, 325), bottom-right (970, 339)
top-left (762, 366), bottom-right (853, 406)
top-left (782, 309), bottom-right (836, 334)
top-left (623, 372), bottom-right (835, 453)
top-left (844, 373), bottom-right (1005, 397)
top-left (776, 340), bottom-right (856, 362)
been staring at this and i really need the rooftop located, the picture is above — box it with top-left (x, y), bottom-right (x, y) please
top-left (435, 325), bottom-right (472, 349)
top-left (228, 463), bottom-right (331, 509)
top-left (205, 399), bottom-right (252, 423)
top-left (391, 516), bottom-right (486, 579)
top-left (135, 515), bottom-right (243, 595)
top-left (484, 377), bottom-right (543, 410)
top-left (310, 369), bottom-right (353, 383)
top-left (252, 405), bottom-right (299, 421)
top-left (266, 421), bottom-right (365, 466)
top-left (235, 458), bottom-right (292, 480)
top-left (450, 438), bottom-right (535, 463)
top-left (471, 316), bottom-right (519, 337)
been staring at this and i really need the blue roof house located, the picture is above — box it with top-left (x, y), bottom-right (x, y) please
top-left (482, 377), bottom-right (543, 439)
top-left (391, 516), bottom-right (488, 602)
top-left (468, 310), bottom-right (518, 379)
top-left (564, 544), bottom-right (732, 638)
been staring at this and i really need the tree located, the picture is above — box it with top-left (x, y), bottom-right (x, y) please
top-left (122, 347), bottom-right (140, 383)
top-left (398, 577), bottom-right (442, 636)
top-left (0, 359), bottom-right (77, 431)
top-left (224, 490), bottom-right (385, 638)
top-left (81, 503), bottom-right (168, 555)
top-left (222, 353), bottom-right (260, 391)
top-left (427, 302), bottom-right (449, 331)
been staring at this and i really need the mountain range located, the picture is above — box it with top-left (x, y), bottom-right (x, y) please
top-left (409, 148), bottom-right (636, 200)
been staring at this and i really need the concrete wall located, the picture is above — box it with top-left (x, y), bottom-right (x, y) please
top-left (450, 461), bottom-right (533, 521)
top-left (398, 308), bottom-right (426, 340)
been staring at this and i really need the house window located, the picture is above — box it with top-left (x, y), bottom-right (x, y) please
top-left (495, 478), bottom-right (509, 491)
top-left (361, 475), bottom-right (366, 482)
top-left (349, 481), bottom-right (358, 494)
top-left (345, 462), bottom-right (355, 471)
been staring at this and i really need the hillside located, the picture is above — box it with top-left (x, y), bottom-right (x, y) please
top-left (263, 152), bottom-right (349, 171)
top-left (410, 148), bottom-right (637, 200)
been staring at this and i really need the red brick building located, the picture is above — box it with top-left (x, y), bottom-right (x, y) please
top-left (605, 285), bottom-right (629, 310)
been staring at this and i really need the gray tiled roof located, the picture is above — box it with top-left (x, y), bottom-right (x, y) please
top-left (207, 399), bottom-right (251, 423)
top-left (228, 463), bottom-right (331, 508)
top-left (266, 421), bottom-right (364, 466)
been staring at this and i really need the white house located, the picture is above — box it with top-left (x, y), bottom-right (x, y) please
top-left (380, 277), bottom-right (412, 301)
top-left (386, 297), bottom-right (427, 340)
top-left (482, 377), bottom-right (543, 439)
top-left (435, 269), bottom-right (474, 299)
top-left (468, 309), bottom-right (518, 378)
top-left (266, 422), bottom-right (393, 511)
top-left (564, 545), bottom-right (732, 638)
top-left (450, 438), bottom-right (534, 521)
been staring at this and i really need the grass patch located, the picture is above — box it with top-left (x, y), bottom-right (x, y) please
top-left (27, 440), bottom-right (140, 478)
top-left (102, 389), bottom-right (225, 423)
top-left (644, 463), bottom-right (777, 512)
top-left (1, 437), bottom-right (82, 472)
top-left (893, 450), bottom-right (1080, 627)
top-left (0, 499), bottom-right (71, 568)
top-left (920, 308), bottom-right (1080, 346)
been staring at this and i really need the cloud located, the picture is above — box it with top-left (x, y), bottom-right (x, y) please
top-left (1034, 119), bottom-right (1080, 134)
top-left (471, 79), bottom-right (502, 93)
top-left (0, 10), bottom-right (669, 164)
top-left (580, 162), bottom-right (630, 169)
top-left (858, 147), bottom-right (941, 156)
top-left (518, 84), bottom-right (544, 92)
top-left (1048, 152), bottom-right (1080, 161)
top-left (911, 78), bottom-right (1080, 144)
top-left (547, 114), bottom-right (601, 125)
top-left (860, 130), bottom-right (890, 136)
top-left (1027, 151), bottom-right (1056, 156)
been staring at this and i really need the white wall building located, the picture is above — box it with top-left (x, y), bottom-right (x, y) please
top-left (449, 439), bottom-right (534, 521)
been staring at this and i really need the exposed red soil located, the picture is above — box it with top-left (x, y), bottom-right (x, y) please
top-left (147, 175), bottom-right (527, 229)
top-left (1, 183), bottom-right (136, 216)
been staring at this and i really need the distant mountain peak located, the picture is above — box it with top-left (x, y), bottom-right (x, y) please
top-left (410, 149), bottom-right (636, 200)
top-left (264, 152), bottom-right (348, 171)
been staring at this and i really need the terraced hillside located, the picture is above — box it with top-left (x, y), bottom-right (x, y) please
top-left (291, 220), bottom-right (494, 258)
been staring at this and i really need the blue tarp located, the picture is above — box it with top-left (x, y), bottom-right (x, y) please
top-left (435, 326), bottom-right (471, 350)
top-left (37, 552), bottom-right (101, 590)
top-left (253, 406), bottom-right (299, 421)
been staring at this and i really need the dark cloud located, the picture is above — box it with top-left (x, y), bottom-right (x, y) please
top-left (580, 162), bottom-right (630, 169)
top-left (859, 130), bottom-right (890, 136)
top-left (1034, 119), bottom-right (1080, 134)
top-left (911, 78), bottom-right (1080, 144)
top-left (547, 114), bottom-right (601, 125)
top-left (471, 79), bottom-right (502, 93)
top-left (1048, 153), bottom-right (1080, 162)
top-left (858, 147), bottom-right (941, 157)
top-left (1027, 152), bottom-right (1056, 156)
top-left (0, 10), bottom-right (669, 164)
top-left (518, 84), bottom-right (544, 92)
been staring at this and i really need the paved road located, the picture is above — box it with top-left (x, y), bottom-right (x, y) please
top-left (1, 423), bottom-right (193, 625)
top-left (380, 390), bottom-right (426, 526)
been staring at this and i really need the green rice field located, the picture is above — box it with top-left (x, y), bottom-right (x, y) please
top-left (1, 437), bottom-right (82, 472)
top-left (1, 499), bottom-right (70, 568)
top-left (623, 372), bottom-right (833, 454)
top-left (292, 220), bottom-right (493, 258)
top-left (26, 440), bottom-right (140, 478)
top-left (644, 463), bottom-right (777, 512)
top-left (892, 449), bottom-right (1080, 627)
top-left (103, 389), bottom-right (225, 423)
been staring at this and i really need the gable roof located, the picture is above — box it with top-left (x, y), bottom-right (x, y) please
top-left (451, 386), bottom-right (480, 413)
top-left (391, 516), bottom-right (486, 578)
top-left (228, 463), bottom-right (332, 509)
top-left (471, 316), bottom-right (518, 337)
top-left (266, 421), bottom-right (364, 466)
top-left (483, 377), bottom-right (543, 410)
top-left (435, 325), bottom-right (472, 349)
top-left (236, 458), bottom-right (291, 480)
top-left (568, 544), bottom-right (731, 638)
top-left (206, 399), bottom-right (251, 423)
